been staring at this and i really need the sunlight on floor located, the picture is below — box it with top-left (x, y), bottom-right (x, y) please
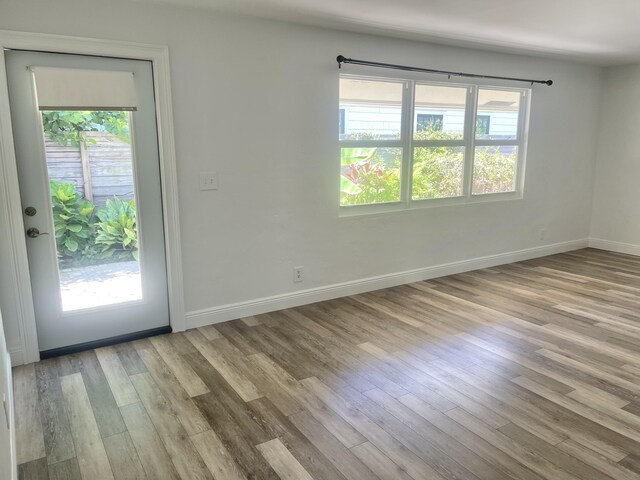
top-left (58, 260), bottom-right (142, 311)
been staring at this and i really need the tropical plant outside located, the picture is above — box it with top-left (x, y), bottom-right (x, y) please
top-left (340, 148), bottom-right (401, 205)
top-left (50, 181), bottom-right (138, 268)
top-left (95, 197), bottom-right (139, 261)
top-left (41, 111), bottom-right (130, 147)
top-left (340, 127), bottom-right (517, 206)
top-left (412, 146), bottom-right (464, 200)
top-left (41, 111), bottom-right (138, 267)
top-left (50, 180), bottom-right (95, 259)
top-left (472, 146), bottom-right (517, 194)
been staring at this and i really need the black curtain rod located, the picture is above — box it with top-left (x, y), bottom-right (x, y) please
top-left (336, 55), bottom-right (553, 86)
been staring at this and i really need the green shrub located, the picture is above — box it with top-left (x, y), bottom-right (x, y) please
top-left (340, 147), bottom-right (401, 206)
top-left (50, 180), bottom-right (96, 261)
top-left (472, 147), bottom-right (517, 194)
top-left (95, 197), bottom-right (139, 261)
top-left (340, 127), bottom-right (518, 205)
top-left (50, 181), bottom-right (140, 267)
top-left (412, 146), bottom-right (464, 200)
top-left (340, 158), bottom-right (401, 205)
top-left (41, 111), bottom-right (130, 147)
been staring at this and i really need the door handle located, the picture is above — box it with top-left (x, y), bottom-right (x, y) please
top-left (26, 227), bottom-right (49, 238)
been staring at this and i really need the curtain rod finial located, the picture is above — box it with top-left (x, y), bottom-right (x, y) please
top-left (546, 80), bottom-right (553, 86)
top-left (337, 55), bottom-right (347, 64)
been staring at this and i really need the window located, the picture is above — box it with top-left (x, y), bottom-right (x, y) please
top-left (339, 75), bottom-right (529, 211)
top-left (417, 114), bottom-right (443, 132)
top-left (476, 115), bottom-right (490, 137)
top-left (339, 77), bottom-right (404, 205)
top-left (473, 89), bottom-right (522, 194)
top-left (413, 84), bottom-right (467, 200)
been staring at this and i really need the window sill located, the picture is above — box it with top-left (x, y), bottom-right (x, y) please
top-left (338, 191), bottom-right (523, 217)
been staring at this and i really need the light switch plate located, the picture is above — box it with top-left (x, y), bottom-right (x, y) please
top-left (199, 172), bottom-right (218, 191)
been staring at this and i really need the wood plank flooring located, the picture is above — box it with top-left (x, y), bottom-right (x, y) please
top-left (13, 248), bottom-right (640, 480)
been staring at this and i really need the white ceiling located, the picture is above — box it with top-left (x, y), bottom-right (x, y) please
top-left (139, 0), bottom-right (640, 66)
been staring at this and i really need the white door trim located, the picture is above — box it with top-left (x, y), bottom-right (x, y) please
top-left (0, 30), bottom-right (185, 364)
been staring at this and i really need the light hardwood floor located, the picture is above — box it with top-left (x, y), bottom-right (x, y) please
top-left (13, 248), bottom-right (640, 480)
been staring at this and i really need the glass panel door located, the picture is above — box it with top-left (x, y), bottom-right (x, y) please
top-left (6, 50), bottom-right (170, 354)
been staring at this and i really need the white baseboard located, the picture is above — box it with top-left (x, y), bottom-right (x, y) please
top-left (588, 238), bottom-right (640, 257)
top-left (8, 345), bottom-right (24, 367)
top-left (185, 238), bottom-right (588, 329)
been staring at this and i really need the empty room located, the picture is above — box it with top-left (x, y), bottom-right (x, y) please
top-left (1, 0), bottom-right (640, 479)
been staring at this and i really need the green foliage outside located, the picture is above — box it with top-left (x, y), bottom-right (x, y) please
top-left (341, 148), bottom-right (401, 205)
top-left (412, 146), bottom-right (464, 200)
top-left (472, 147), bottom-right (517, 194)
top-left (42, 111), bottom-right (136, 267)
top-left (340, 127), bottom-right (517, 206)
top-left (411, 128), bottom-right (465, 200)
top-left (95, 198), bottom-right (139, 262)
top-left (41, 111), bottom-right (130, 147)
top-left (50, 181), bottom-right (95, 258)
top-left (50, 181), bottom-right (138, 268)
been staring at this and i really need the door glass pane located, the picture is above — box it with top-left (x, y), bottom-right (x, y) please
top-left (476, 89), bottom-right (521, 140)
top-left (414, 84), bottom-right (466, 140)
top-left (339, 78), bottom-right (403, 140)
top-left (472, 146), bottom-right (518, 194)
top-left (412, 146), bottom-right (464, 200)
top-left (340, 147), bottom-right (402, 206)
top-left (41, 110), bottom-right (142, 311)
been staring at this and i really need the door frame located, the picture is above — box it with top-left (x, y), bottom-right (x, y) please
top-left (0, 30), bottom-right (185, 364)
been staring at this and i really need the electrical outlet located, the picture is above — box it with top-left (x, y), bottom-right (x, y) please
top-left (199, 172), bottom-right (218, 191)
top-left (539, 228), bottom-right (546, 240)
top-left (293, 266), bottom-right (303, 283)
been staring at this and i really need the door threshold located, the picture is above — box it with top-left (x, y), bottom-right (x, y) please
top-left (39, 325), bottom-right (172, 359)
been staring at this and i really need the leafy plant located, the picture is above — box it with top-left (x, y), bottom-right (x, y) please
top-left (341, 147), bottom-right (377, 167)
top-left (41, 111), bottom-right (130, 147)
top-left (50, 180), bottom-right (95, 260)
top-left (340, 148), bottom-right (377, 196)
top-left (412, 146), bottom-right (464, 200)
top-left (95, 197), bottom-right (139, 261)
top-left (472, 147), bottom-right (517, 194)
top-left (340, 143), bottom-right (403, 205)
top-left (339, 126), bottom-right (517, 205)
top-left (340, 150), bottom-right (401, 206)
top-left (90, 111), bottom-right (130, 142)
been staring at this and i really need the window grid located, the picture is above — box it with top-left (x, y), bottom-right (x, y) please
top-left (472, 87), bottom-right (527, 196)
top-left (339, 75), bottom-right (530, 213)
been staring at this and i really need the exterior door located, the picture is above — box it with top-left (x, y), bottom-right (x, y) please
top-left (6, 50), bottom-right (169, 355)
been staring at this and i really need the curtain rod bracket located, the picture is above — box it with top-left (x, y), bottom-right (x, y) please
top-left (336, 54), bottom-right (552, 86)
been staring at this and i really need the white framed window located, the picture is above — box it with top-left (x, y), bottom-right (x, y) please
top-left (339, 74), bottom-right (530, 213)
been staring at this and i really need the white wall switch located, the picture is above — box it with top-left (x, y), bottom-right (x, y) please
top-left (199, 172), bottom-right (218, 191)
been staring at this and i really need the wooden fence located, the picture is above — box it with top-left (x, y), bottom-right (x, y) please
top-left (45, 131), bottom-right (135, 206)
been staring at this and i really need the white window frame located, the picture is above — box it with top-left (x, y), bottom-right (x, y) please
top-left (339, 74), bottom-right (531, 216)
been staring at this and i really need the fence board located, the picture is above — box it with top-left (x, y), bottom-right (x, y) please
top-left (44, 138), bottom-right (85, 197)
top-left (45, 132), bottom-right (135, 205)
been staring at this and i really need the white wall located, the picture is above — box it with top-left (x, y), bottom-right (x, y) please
top-left (0, 0), bottom-right (603, 357)
top-left (590, 64), bottom-right (640, 253)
